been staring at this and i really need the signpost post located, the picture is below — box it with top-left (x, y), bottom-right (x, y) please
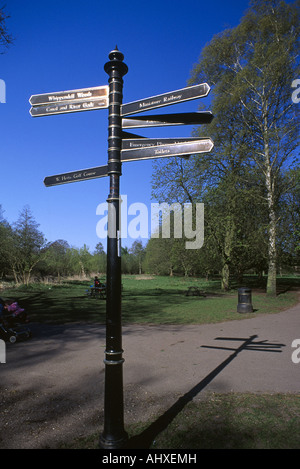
top-left (99, 47), bottom-right (129, 450)
top-left (30, 48), bottom-right (214, 449)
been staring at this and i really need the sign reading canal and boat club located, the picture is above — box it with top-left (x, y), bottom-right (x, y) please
top-left (29, 85), bottom-right (109, 116)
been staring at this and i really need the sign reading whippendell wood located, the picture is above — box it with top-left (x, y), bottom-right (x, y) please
top-left (29, 85), bottom-right (108, 106)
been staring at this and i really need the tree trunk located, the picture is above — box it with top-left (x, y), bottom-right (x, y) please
top-left (266, 204), bottom-right (277, 296)
top-left (220, 214), bottom-right (235, 291)
top-left (12, 265), bottom-right (19, 284)
top-left (79, 260), bottom-right (85, 278)
top-left (264, 131), bottom-right (277, 297)
top-left (221, 262), bottom-right (230, 291)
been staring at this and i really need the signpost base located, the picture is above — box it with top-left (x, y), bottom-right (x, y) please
top-left (99, 362), bottom-right (128, 448)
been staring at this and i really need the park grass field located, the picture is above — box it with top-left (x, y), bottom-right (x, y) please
top-left (63, 393), bottom-right (300, 449)
top-left (55, 275), bottom-right (299, 450)
top-left (2, 274), bottom-right (300, 449)
top-left (1, 274), bottom-right (299, 325)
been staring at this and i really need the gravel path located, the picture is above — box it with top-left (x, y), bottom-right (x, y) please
top-left (1, 296), bottom-right (299, 449)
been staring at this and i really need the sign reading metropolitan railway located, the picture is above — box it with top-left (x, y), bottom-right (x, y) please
top-left (121, 83), bottom-right (210, 116)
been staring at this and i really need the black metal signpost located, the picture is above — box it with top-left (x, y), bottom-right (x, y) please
top-left (29, 47), bottom-right (213, 450)
top-left (100, 48), bottom-right (129, 449)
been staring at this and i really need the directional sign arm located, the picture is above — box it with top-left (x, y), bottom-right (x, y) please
top-left (121, 84), bottom-right (210, 116)
top-left (121, 137), bottom-right (205, 151)
top-left (30, 98), bottom-right (108, 117)
top-left (122, 111), bottom-right (213, 129)
top-left (44, 165), bottom-right (108, 187)
top-left (121, 138), bottom-right (214, 162)
top-left (29, 85), bottom-right (109, 106)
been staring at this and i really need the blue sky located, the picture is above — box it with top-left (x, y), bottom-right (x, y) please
top-left (0, 0), bottom-right (252, 252)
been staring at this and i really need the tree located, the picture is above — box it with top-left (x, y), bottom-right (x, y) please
top-left (0, 205), bottom-right (13, 277)
top-left (92, 242), bottom-right (107, 274)
top-left (76, 244), bottom-right (93, 278)
top-left (276, 166), bottom-right (300, 270)
top-left (129, 241), bottom-right (145, 275)
top-left (144, 237), bottom-right (176, 276)
top-left (189, 0), bottom-right (300, 295)
top-left (10, 206), bottom-right (46, 284)
top-left (42, 239), bottom-right (70, 280)
top-left (151, 90), bottom-right (262, 288)
top-left (0, 5), bottom-right (13, 53)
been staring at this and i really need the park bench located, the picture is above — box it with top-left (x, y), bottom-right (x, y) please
top-left (185, 286), bottom-right (206, 297)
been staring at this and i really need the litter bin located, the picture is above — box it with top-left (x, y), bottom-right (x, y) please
top-left (237, 287), bottom-right (253, 313)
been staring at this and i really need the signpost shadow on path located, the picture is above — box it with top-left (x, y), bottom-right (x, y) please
top-left (126, 335), bottom-right (285, 449)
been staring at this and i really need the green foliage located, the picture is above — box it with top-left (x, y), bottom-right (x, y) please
top-left (151, 0), bottom-right (300, 294)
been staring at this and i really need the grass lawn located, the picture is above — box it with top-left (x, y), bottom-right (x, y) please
top-left (1, 274), bottom-right (299, 325)
top-left (1, 274), bottom-right (300, 450)
top-left (62, 393), bottom-right (300, 449)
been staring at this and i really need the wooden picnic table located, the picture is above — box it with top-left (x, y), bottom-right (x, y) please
top-left (185, 286), bottom-right (206, 297)
top-left (90, 286), bottom-right (106, 299)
